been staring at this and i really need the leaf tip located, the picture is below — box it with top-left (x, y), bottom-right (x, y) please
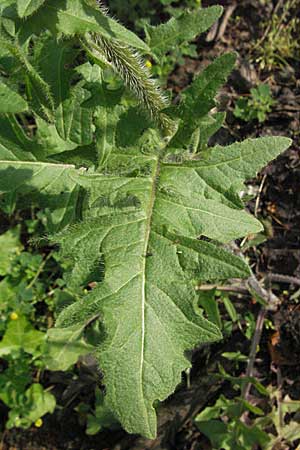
top-left (214, 4), bottom-right (224, 18)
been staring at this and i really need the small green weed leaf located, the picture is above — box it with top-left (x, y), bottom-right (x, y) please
top-left (0, 279), bottom-right (15, 312)
top-left (222, 296), bottom-right (238, 322)
top-left (222, 351), bottom-right (248, 362)
top-left (196, 419), bottom-right (270, 450)
top-left (198, 291), bottom-right (222, 329)
top-left (234, 84), bottom-right (275, 123)
top-left (196, 420), bottom-right (231, 449)
top-left (0, 316), bottom-right (44, 356)
top-left (17, 0), bottom-right (45, 18)
top-left (196, 395), bottom-right (232, 421)
top-left (86, 387), bottom-right (117, 435)
top-left (0, 1), bottom-right (16, 13)
top-left (0, 82), bottom-right (28, 113)
top-left (196, 396), bottom-right (270, 449)
top-left (239, 399), bottom-right (264, 416)
top-left (24, 383), bottom-right (56, 424)
top-left (45, 324), bottom-right (94, 371)
top-left (145, 6), bottom-right (223, 56)
top-left (238, 422), bottom-right (270, 449)
top-left (0, 17), bottom-right (16, 38)
top-left (216, 366), bottom-right (269, 396)
top-left (0, 227), bottom-right (22, 276)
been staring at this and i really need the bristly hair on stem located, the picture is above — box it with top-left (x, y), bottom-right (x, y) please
top-left (83, 1), bottom-right (174, 134)
top-left (94, 0), bottom-right (109, 14)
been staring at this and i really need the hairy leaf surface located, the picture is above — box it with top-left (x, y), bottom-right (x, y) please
top-left (45, 325), bottom-right (94, 371)
top-left (51, 136), bottom-right (290, 437)
top-left (168, 53), bottom-right (237, 149)
top-left (0, 160), bottom-right (80, 230)
top-left (145, 6), bottom-right (223, 57)
top-left (17, 0), bottom-right (149, 52)
top-left (0, 134), bottom-right (291, 436)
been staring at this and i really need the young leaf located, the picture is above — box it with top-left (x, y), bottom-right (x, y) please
top-left (0, 81), bottom-right (28, 112)
top-left (35, 118), bottom-right (77, 157)
top-left (168, 53), bottom-right (236, 149)
top-left (33, 37), bottom-right (95, 145)
top-left (145, 6), bottom-right (223, 57)
top-left (0, 316), bottom-right (44, 356)
top-left (86, 387), bottom-right (117, 435)
top-left (0, 1), bottom-right (16, 13)
top-left (45, 324), bottom-right (94, 371)
top-left (24, 383), bottom-right (56, 424)
top-left (17, 0), bottom-right (46, 18)
top-left (198, 291), bottom-right (222, 329)
top-left (194, 112), bottom-right (226, 152)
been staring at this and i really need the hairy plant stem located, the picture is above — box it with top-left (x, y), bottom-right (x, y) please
top-left (0, 37), bottom-right (55, 120)
top-left (83, 1), bottom-right (173, 133)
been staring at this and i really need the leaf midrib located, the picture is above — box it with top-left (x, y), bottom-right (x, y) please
top-left (163, 154), bottom-right (243, 169)
top-left (21, 0), bottom-right (34, 16)
top-left (151, 7), bottom-right (220, 54)
top-left (139, 150), bottom-right (162, 431)
top-left (0, 160), bottom-right (75, 168)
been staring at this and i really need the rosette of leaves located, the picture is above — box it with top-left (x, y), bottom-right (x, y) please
top-left (0, 0), bottom-right (291, 439)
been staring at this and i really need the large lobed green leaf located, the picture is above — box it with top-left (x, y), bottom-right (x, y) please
top-left (0, 66), bottom-right (291, 438)
top-left (50, 136), bottom-right (290, 438)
